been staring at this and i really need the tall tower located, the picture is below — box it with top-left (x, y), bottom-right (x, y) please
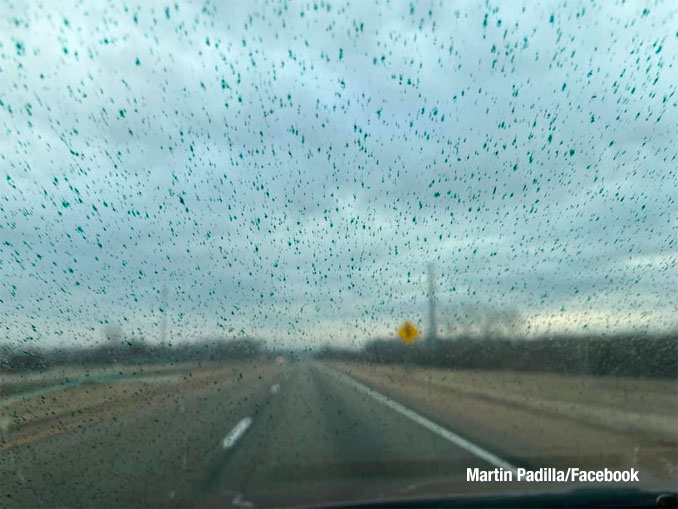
top-left (160, 285), bottom-right (168, 344)
top-left (427, 263), bottom-right (437, 341)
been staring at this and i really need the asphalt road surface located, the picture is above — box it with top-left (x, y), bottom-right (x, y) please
top-left (1, 361), bottom-right (675, 507)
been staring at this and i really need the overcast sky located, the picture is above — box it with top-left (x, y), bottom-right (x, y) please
top-left (1, 0), bottom-right (676, 349)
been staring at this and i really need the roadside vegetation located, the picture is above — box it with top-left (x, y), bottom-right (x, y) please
top-left (3, 327), bottom-right (675, 379)
top-left (316, 332), bottom-right (678, 378)
top-left (0, 336), bottom-right (267, 372)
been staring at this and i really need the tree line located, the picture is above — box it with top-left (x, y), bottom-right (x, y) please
top-left (315, 332), bottom-right (678, 378)
top-left (0, 336), bottom-right (265, 372)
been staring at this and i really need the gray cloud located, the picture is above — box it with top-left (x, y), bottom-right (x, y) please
top-left (1, 0), bottom-right (677, 349)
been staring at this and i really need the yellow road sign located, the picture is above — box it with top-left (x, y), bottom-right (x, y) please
top-left (398, 320), bottom-right (419, 344)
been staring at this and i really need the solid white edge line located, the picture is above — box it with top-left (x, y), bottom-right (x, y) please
top-left (326, 367), bottom-right (519, 474)
top-left (222, 417), bottom-right (253, 449)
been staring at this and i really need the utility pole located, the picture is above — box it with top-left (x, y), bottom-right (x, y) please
top-left (160, 285), bottom-right (168, 345)
top-left (427, 263), bottom-right (437, 341)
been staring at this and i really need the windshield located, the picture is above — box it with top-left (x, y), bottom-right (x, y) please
top-left (1, 0), bottom-right (676, 507)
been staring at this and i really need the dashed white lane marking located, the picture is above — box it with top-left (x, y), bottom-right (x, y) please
top-left (221, 417), bottom-right (253, 449)
top-left (270, 383), bottom-right (280, 394)
top-left (326, 367), bottom-right (518, 474)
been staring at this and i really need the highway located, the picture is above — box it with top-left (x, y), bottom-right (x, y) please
top-left (1, 361), bottom-right (676, 507)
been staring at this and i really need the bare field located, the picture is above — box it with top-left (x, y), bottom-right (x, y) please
top-left (0, 361), bottom-right (273, 450)
top-left (0, 361), bottom-right (225, 397)
top-left (332, 363), bottom-right (678, 437)
top-left (330, 361), bottom-right (678, 488)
